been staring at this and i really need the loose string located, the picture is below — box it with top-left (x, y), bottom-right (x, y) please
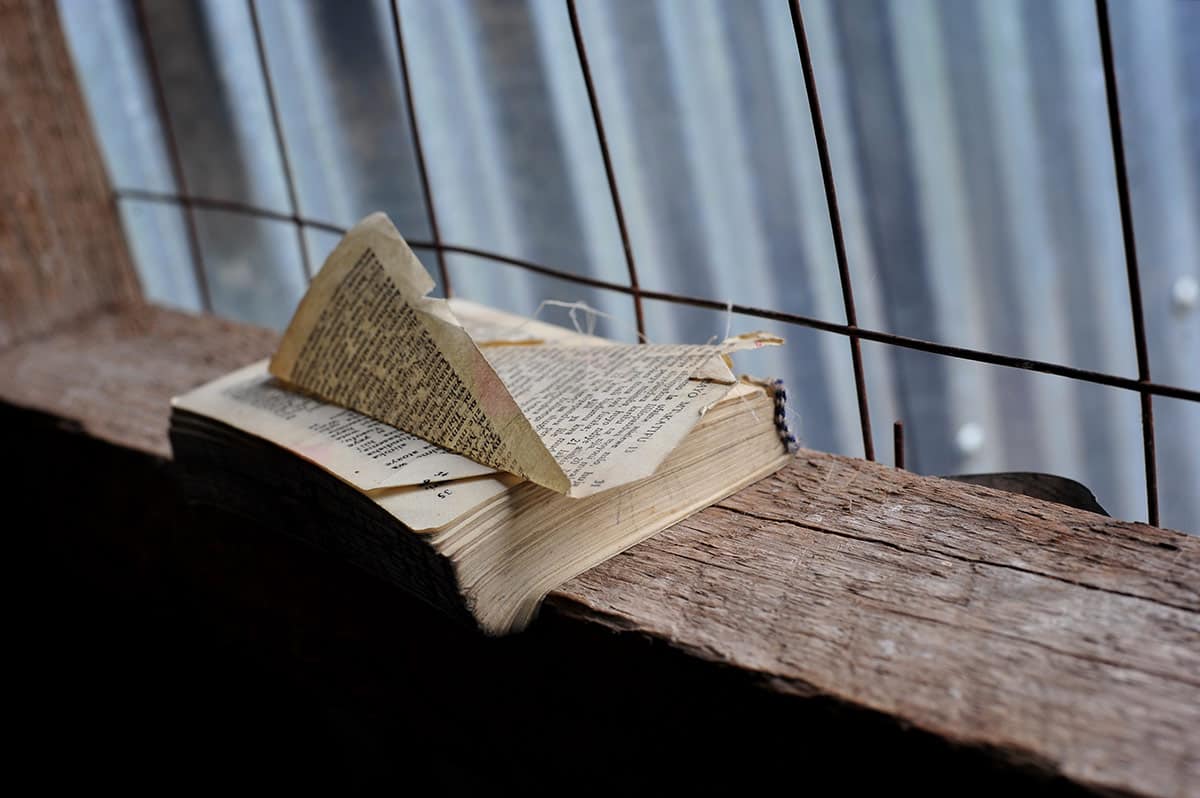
top-left (488, 294), bottom-right (799, 453)
top-left (494, 299), bottom-right (652, 343)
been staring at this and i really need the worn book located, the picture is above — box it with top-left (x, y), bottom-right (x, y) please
top-left (171, 213), bottom-right (794, 634)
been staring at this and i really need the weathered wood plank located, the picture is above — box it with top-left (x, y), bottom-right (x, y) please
top-left (720, 458), bottom-right (1195, 612)
top-left (4, 3), bottom-right (1194, 793)
top-left (0, 306), bottom-right (275, 458)
top-left (0, 0), bottom-right (142, 347)
top-left (551, 458), bottom-right (1200, 797)
top-left (1, 306), bottom-right (1197, 797)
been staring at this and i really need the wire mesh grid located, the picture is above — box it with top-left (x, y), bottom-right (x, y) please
top-left (112, 0), bottom-right (1200, 528)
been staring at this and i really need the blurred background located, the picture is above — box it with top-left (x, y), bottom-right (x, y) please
top-left (59, 0), bottom-right (1199, 532)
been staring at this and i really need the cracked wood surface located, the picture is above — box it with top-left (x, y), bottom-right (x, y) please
top-left (0, 306), bottom-right (276, 458)
top-left (5, 2), bottom-right (1194, 792)
top-left (1, 307), bottom-right (1197, 797)
top-left (550, 456), bottom-right (1199, 797)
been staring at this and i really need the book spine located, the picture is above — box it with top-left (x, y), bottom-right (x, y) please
top-left (169, 411), bottom-right (477, 629)
top-left (771, 380), bottom-right (798, 454)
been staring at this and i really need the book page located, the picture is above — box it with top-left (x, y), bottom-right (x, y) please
top-left (269, 213), bottom-right (781, 497)
top-left (173, 361), bottom-right (497, 492)
top-left (485, 342), bottom-right (754, 496)
top-left (374, 472), bottom-right (520, 533)
top-left (270, 214), bottom-right (569, 493)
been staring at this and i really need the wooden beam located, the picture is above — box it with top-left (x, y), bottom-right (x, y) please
top-left (3, 3), bottom-right (1193, 793)
top-left (0, 304), bottom-right (1195, 796)
top-left (553, 458), bottom-right (1198, 797)
top-left (0, 0), bottom-right (142, 348)
top-left (0, 305), bottom-right (275, 458)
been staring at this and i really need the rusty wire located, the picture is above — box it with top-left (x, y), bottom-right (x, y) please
top-left (118, 1), bottom-right (1194, 526)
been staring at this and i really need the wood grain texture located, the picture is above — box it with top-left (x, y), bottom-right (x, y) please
top-left (0, 0), bottom-right (142, 348)
top-left (551, 455), bottom-right (1199, 797)
top-left (3, 3), bottom-right (1194, 793)
top-left (1, 307), bottom-right (1196, 796)
top-left (0, 306), bottom-right (276, 458)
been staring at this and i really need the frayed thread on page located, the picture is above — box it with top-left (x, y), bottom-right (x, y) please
top-left (512, 299), bottom-right (651, 343)
top-left (532, 295), bottom-right (798, 455)
top-left (501, 294), bottom-right (797, 453)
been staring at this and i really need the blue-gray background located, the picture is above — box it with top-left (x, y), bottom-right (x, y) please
top-left (60, 0), bottom-right (1199, 532)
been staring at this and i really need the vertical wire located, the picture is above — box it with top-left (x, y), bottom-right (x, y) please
top-left (389, 0), bottom-right (451, 296)
top-left (566, 0), bottom-right (647, 342)
top-left (1095, 0), bottom-right (1158, 526)
top-left (130, 0), bottom-right (212, 311)
top-left (893, 421), bottom-right (905, 470)
top-left (788, 0), bottom-right (875, 460)
top-left (247, 0), bottom-right (313, 281)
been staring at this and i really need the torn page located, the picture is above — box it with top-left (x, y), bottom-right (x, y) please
top-left (270, 214), bottom-right (568, 493)
top-left (173, 361), bottom-right (497, 492)
top-left (484, 342), bottom-right (760, 495)
top-left (270, 212), bottom-right (781, 497)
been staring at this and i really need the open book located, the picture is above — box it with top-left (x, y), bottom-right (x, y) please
top-left (171, 214), bottom-right (794, 634)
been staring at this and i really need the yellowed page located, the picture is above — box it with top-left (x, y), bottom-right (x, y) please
top-left (269, 213), bottom-right (569, 493)
top-left (483, 340), bottom-right (775, 496)
top-left (270, 212), bottom-right (781, 497)
top-left (373, 472), bottom-right (520, 533)
top-left (173, 361), bottom-right (496, 491)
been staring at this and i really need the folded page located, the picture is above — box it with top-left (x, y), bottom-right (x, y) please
top-left (270, 213), bottom-right (780, 497)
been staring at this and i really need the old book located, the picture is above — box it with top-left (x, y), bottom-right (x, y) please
top-left (171, 214), bottom-right (794, 634)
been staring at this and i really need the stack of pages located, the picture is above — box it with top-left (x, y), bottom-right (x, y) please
top-left (171, 214), bottom-right (793, 634)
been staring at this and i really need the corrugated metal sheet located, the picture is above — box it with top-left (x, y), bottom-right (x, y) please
top-left (60, 0), bottom-right (1199, 531)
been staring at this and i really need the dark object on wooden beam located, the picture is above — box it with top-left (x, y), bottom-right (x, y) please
top-left (946, 472), bottom-right (1109, 517)
top-left (3, 1), bottom-right (1196, 793)
top-left (4, 306), bottom-right (1197, 796)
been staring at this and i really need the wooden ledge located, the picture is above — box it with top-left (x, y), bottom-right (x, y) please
top-left (3, 304), bottom-right (1197, 797)
top-left (553, 460), bottom-right (1198, 796)
top-left (0, 304), bottom-right (277, 459)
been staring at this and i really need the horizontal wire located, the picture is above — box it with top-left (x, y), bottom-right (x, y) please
top-left (112, 187), bottom-right (1200, 405)
top-left (115, 187), bottom-right (347, 235)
